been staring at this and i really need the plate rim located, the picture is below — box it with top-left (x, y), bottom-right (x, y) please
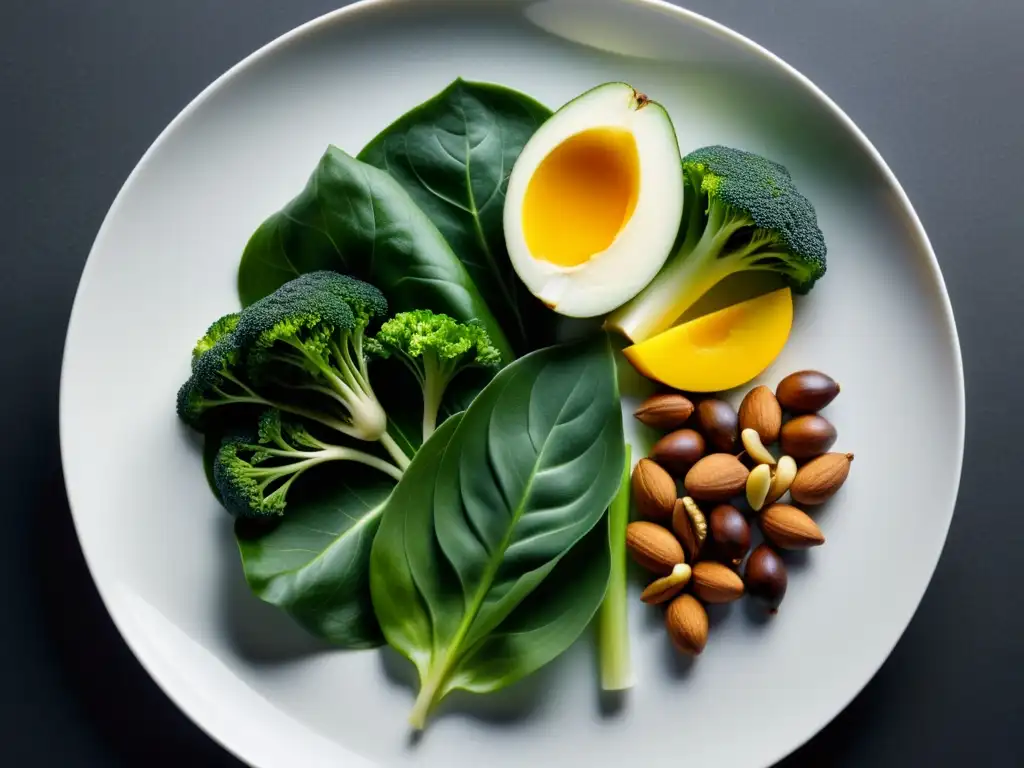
top-left (59, 1), bottom-right (966, 766)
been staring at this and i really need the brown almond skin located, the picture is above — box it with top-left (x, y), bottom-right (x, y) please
top-left (650, 429), bottom-right (705, 476)
top-left (631, 458), bottom-right (676, 521)
top-left (684, 453), bottom-right (749, 501)
top-left (745, 544), bottom-right (788, 613)
top-left (625, 521), bottom-right (685, 574)
top-left (760, 504), bottom-right (825, 549)
top-left (634, 393), bottom-right (694, 430)
top-left (696, 399), bottom-right (739, 453)
top-left (666, 594), bottom-right (709, 655)
top-left (790, 452), bottom-right (853, 505)
top-left (738, 385), bottom-right (783, 444)
top-left (780, 414), bottom-right (837, 459)
top-left (708, 504), bottom-right (751, 564)
top-left (691, 561), bottom-right (745, 603)
top-left (776, 371), bottom-right (840, 413)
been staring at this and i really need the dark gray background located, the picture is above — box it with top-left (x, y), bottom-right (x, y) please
top-left (2, 0), bottom-right (1020, 765)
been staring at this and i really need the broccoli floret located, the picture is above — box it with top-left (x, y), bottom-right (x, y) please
top-left (177, 332), bottom-right (270, 427)
top-left (606, 145), bottom-right (827, 342)
top-left (373, 310), bottom-right (501, 441)
top-left (213, 409), bottom-right (403, 518)
top-left (177, 271), bottom-right (411, 472)
top-left (191, 313), bottom-right (240, 367)
top-left (234, 271), bottom-right (391, 444)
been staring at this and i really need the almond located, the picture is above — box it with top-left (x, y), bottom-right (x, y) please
top-left (666, 594), bottom-right (708, 655)
top-left (790, 452), bottom-right (853, 505)
top-left (626, 521), bottom-right (684, 574)
top-left (739, 385), bottom-right (782, 444)
top-left (631, 458), bottom-right (676, 521)
top-left (760, 504), bottom-right (825, 549)
top-left (634, 393), bottom-right (694, 430)
top-left (684, 453), bottom-right (749, 501)
top-left (691, 561), bottom-right (745, 603)
top-left (640, 563), bottom-right (692, 604)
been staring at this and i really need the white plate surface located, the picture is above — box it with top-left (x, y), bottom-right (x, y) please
top-left (60, 1), bottom-right (964, 766)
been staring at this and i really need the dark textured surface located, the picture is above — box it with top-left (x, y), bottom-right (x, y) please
top-left (1, 0), bottom-right (1021, 765)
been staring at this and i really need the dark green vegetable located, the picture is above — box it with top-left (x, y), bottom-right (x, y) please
top-left (214, 410), bottom-right (402, 519)
top-left (607, 145), bottom-right (827, 342)
top-left (178, 272), bottom-right (411, 493)
top-left (370, 335), bottom-right (624, 729)
top-left (359, 79), bottom-right (553, 354)
top-left (235, 471), bottom-right (395, 649)
top-left (374, 310), bottom-right (501, 442)
top-left (236, 146), bottom-right (513, 363)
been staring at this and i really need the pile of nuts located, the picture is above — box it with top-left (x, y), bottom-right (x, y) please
top-left (626, 370), bottom-right (852, 656)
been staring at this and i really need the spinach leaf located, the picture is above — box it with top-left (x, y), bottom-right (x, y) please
top-left (359, 80), bottom-right (554, 353)
top-left (370, 335), bottom-right (624, 728)
top-left (235, 469), bottom-right (395, 649)
top-left (236, 146), bottom-right (514, 363)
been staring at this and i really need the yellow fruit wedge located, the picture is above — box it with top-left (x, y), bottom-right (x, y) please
top-left (623, 288), bottom-right (793, 392)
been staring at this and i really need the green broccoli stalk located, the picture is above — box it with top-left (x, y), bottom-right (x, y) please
top-left (373, 310), bottom-right (501, 442)
top-left (236, 272), bottom-right (391, 443)
top-left (177, 272), bottom-right (410, 471)
top-left (606, 145), bottom-right (827, 343)
top-left (214, 410), bottom-right (403, 518)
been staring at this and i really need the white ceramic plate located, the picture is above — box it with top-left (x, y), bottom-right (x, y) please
top-left (60, 1), bottom-right (964, 766)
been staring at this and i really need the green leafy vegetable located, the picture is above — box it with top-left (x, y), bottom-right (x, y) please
top-left (597, 444), bottom-right (633, 691)
top-left (374, 310), bottom-right (501, 442)
top-left (607, 145), bottom-right (827, 343)
top-left (370, 335), bottom-right (624, 729)
top-left (359, 79), bottom-right (554, 354)
top-left (235, 471), bottom-right (395, 649)
top-left (236, 146), bottom-right (513, 364)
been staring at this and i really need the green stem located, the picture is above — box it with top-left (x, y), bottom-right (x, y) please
top-left (420, 354), bottom-right (450, 443)
top-left (409, 666), bottom-right (448, 731)
top-left (597, 445), bottom-right (634, 691)
top-left (379, 431), bottom-right (411, 471)
top-left (605, 229), bottom-right (736, 343)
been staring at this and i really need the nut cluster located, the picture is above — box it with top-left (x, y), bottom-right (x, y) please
top-left (626, 370), bottom-right (851, 655)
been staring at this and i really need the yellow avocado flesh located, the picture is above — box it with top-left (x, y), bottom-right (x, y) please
top-left (522, 127), bottom-right (640, 268)
top-left (623, 288), bottom-right (793, 392)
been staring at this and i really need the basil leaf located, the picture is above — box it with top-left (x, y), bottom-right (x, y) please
top-left (236, 146), bottom-right (513, 363)
top-left (359, 80), bottom-right (555, 353)
top-left (235, 470), bottom-right (395, 649)
top-left (370, 335), bottom-right (624, 727)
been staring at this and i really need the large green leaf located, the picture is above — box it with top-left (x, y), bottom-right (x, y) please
top-left (234, 469), bottom-right (395, 649)
top-left (370, 335), bottom-right (624, 728)
top-left (359, 80), bottom-right (555, 354)
top-left (236, 146), bottom-right (513, 363)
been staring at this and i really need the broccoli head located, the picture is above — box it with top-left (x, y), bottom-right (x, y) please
top-left (234, 271), bottom-right (391, 443)
top-left (606, 145), bottom-right (827, 342)
top-left (373, 309), bottom-right (501, 441)
top-left (213, 409), bottom-right (404, 519)
top-left (176, 332), bottom-right (267, 428)
top-left (191, 313), bottom-right (240, 367)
